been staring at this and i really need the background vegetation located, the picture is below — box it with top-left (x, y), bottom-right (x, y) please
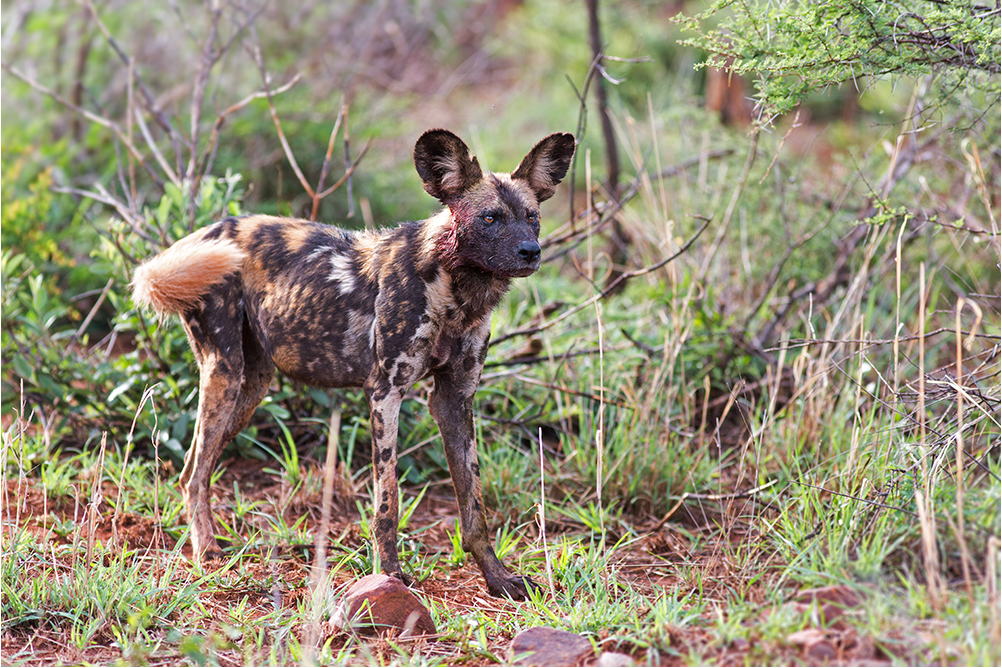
top-left (2, 0), bottom-right (999, 665)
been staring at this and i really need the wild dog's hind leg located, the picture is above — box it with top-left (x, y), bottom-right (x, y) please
top-left (430, 357), bottom-right (538, 600)
top-left (219, 319), bottom-right (274, 446)
top-left (178, 280), bottom-right (259, 561)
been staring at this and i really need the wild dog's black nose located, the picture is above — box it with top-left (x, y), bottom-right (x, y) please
top-left (517, 240), bottom-right (541, 264)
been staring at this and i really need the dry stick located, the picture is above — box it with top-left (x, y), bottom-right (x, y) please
top-left (70, 278), bottom-right (114, 347)
top-left (826, 356), bottom-right (999, 482)
top-left (244, 19), bottom-right (315, 199)
top-left (200, 74), bottom-right (303, 181)
top-left (306, 408), bottom-right (342, 662)
top-left (343, 104), bottom-right (355, 218)
top-left (915, 262), bottom-right (943, 608)
top-left (126, 56), bottom-right (138, 208)
top-left (513, 374), bottom-right (631, 409)
top-left (316, 141), bottom-right (372, 200)
top-left (310, 105), bottom-right (346, 221)
top-left (537, 428), bottom-right (556, 600)
top-left (11, 380), bottom-right (28, 528)
top-left (567, 51), bottom-right (604, 227)
top-left (594, 283), bottom-right (606, 550)
top-left (565, 50), bottom-right (651, 225)
top-left (153, 422), bottom-right (165, 558)
top-left (492, 214), bottom-right (712, 347)
top-left (132, 97), bottom-right (181, 186)
top-left (846, 318), bottom-right (865, 480)
top-left (893, 219), bottom-right (908, 397)
top-left (696, 129), bottom-right (760, 284)
top-left (767, 327), bottom-right (999, 352)
top-left (264, 79), bottom-right (315, 198)
top-left (485, 346), bottom-right (624, 370)
top-left (653, 480), bottom-right (776, 533)
top-left (184, 5), bottom-right (224, 229)
top-left (546, 147), bottom-right (725, 256)
top-left (2, 64), bottom-right (174, 185)
top-left (83, 0), bottom-right (181, 161)
top-left (758, 109), bottom-right (802, 185)
top-left (954, 299), bottom-right (974, 604)
top-left (87, 433), bottom-right (109, 569)
top-left (961, 140), bottom-right (1000, 240)
top-left (52, 186), bottom-right (146, 240)
top-left (186, 2), bottom-right (223, 182)
top-left (112, 385), bottom-right (160, 551)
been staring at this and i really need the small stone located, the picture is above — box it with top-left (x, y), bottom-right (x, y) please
top-left (794, 585), bottom-right (862, 609)
top-left (787, 628), bottom-right (837, 663)
top-left (330, 574), bottom-right (436, 637)
top-left (730, 637), bottom-right (751, 652)
top-left (596, 651), bottom-right (635, 667)
top-left (510, 627), bottom-right (595, 667)
top-left (807, 639), bottom-right (838, 663)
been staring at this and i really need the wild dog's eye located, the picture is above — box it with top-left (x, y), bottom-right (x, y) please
top-left (527, 211), bottom-right (539, 222)
top-left (482, 214), bottom-right (495, 224)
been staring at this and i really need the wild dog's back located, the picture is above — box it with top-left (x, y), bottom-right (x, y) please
top-left (230, 215), bottom-right (383, 387)
top-left (132, 214), bottom-right (386, 388)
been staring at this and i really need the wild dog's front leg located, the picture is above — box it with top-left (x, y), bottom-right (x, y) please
top-left (363, 373), bottom-right (410, 584)
top-left (430, 370), bottom-right (538, 600)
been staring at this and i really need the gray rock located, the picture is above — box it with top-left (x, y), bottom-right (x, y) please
top-left (510, 626), bottom-right (595, 666)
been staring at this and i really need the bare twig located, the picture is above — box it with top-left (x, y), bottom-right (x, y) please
top-left (513, 374), bottom-right (632, 409)
top-left (187, 3), bottom-right (222, 179)
top-left (3, 64), bottom-right (175, 185)
top-left (316, 139), bottom-right (372, 200)
top-left (653, 480), bottom-right (778, 531)
top-left (492, 214), bottom-right (712, 346)
top-left (200, 74), bottom-right (303, 179)
top-left (696, 128), bottom-right (760, 284)
top-left (311, 105), bottom-right (346, 221)
top-left (243, 16), bottom-right (314, 198)
top-left (83, 0), bottom-right (182, 173)
top-left (343, 103), bottom-right (355, 218)
top-left (566, 48), bottom-right (651, 225)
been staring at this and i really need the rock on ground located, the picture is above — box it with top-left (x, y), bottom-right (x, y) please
top-left (509, 626), bottom-right (596, 666)
top-left (330, 573), bottom-right (436, 637)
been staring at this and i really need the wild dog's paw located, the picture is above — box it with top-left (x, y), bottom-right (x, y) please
top-left (387, 569), bottom-right (414, 587)
top-left (192, 537), bottom-right (226, 564)
top-left (487, 574), bottom-right (539, 601)
top-left (194, 545), bottom-right (226, 566)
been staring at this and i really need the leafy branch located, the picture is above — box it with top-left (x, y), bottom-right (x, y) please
top-left (677, 0), bottom-right (1001, 121)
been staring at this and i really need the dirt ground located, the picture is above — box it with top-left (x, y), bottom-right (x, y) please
top-left (2, 458), bottom-right (905, 666)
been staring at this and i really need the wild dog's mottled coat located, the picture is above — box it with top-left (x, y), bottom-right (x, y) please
top-left (132, 129), bottom-right (575, 599)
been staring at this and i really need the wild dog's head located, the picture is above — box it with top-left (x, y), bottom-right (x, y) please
top-left (414, 129), bottom-right (576, 278)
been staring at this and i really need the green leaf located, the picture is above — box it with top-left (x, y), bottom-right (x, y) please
top-left (107, 377), bottom-right (137, 404)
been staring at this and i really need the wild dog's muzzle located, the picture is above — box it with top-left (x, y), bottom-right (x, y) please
top-left (513, 240), bottom-right (542, 276)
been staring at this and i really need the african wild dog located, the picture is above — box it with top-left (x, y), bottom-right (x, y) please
top-left (132, 129), bottom-right (576, 599)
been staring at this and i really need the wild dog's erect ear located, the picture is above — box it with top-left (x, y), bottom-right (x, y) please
top-left (414, 129), bottom-right (484, 203)
top-left (511, 133), bottom-right (576, 203)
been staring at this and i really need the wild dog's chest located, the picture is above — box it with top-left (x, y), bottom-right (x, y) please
top-left (409, 286), bottom-right (480, 371)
